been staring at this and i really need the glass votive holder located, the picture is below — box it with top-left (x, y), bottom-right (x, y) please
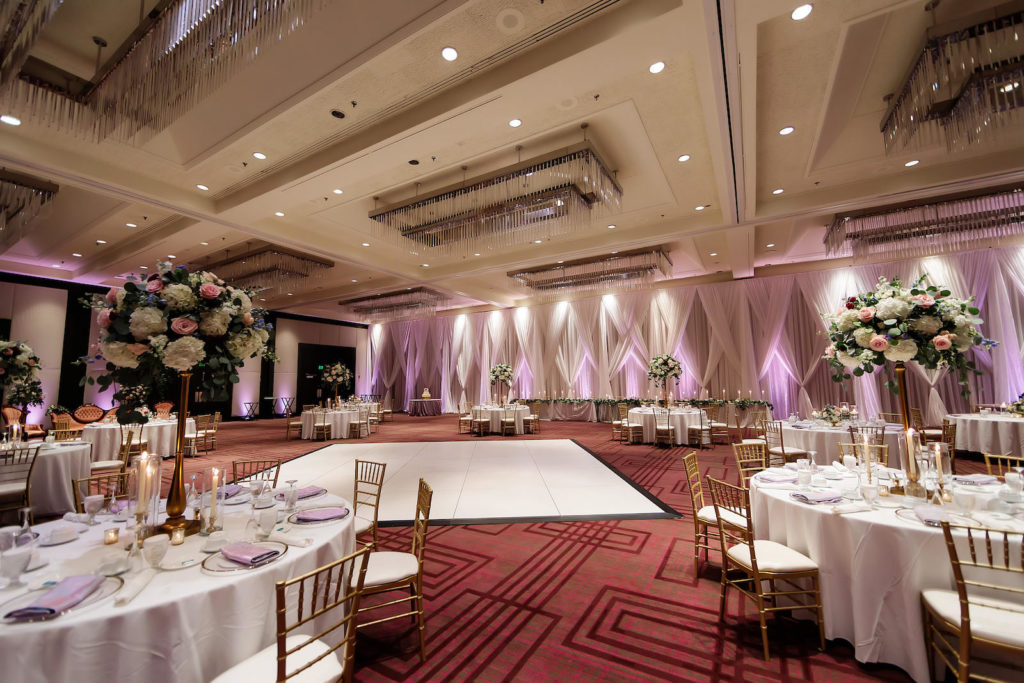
top-left (170, 527), bottom-right (185, 545)
top-left (103, 528), bottom-right (119, 545)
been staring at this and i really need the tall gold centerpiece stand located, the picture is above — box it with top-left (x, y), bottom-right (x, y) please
top-left (158, 370), bottom-right (201, 536)
top-left (894, 361), bottom-right (926, 499)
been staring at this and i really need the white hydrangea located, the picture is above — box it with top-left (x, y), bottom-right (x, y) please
top-left (129, 307), bottom-right (167, 340)
top-left (100, 341), bottom-right (140, 368)
top-left (836, 350), bottom-right (863, 368)
top-left (162, 336), bottom-right (206, 371)
top-left (875, 297), bottom-right (911, 321)
top-left (163, 283), bottom-right (198, 311)
top-left (256, 328), bottom-right (270, 343)
top-left (853, 327), bottom-right (875, 348)
top-left (836, 309), bottom-right (860, 332)
top-left (226, 330), bottom-right (264, 359)
top-left (910, 315), bottom-right (943, 335)
top-left (228, 287), bottom-right (252, 312)
top-left (149, 335), bottom-right (168, 353)
top-left (199, 308), bottom-right (232, 337)
top-left (951, 314), bottom-right (968, 329)
top-left (883, 339), bottom-right (918, 362)
top-left (953, 327), bottom-right (974, 351)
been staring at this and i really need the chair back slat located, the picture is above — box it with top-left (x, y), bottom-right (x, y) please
top-left (74, 471), bottom-right (130, 513)
top-left (232, 459), bottom-right (282, 487)
top-left (682, 451), bottom-right (704, 512)
top-left (706, 476), bottom-right (756, 569)
top-left (984, 452), bottom-right (1024, 477)
top-left (732, 442), bottom-right (767, 487)
top-left (848, 424), bottom-right (886, 446)
top-left (412, 478), bottom-right (433, 563)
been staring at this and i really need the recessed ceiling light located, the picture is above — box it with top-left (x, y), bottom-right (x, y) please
top-left (607, 224), bottom-right (616, 229)
top-left (421, 263), bottom-right (429, 268)
top-left (167, 254), bottom-right (176, 259)
top-left (556, 260), bottom-right (564, 264)
top-left (709, 252), bottom-right (718, 257)
top-left (361, 242), bottom-right (370, 247)
top-left (677, 154), bottom-right (690, 162)
top-left (534, 239), bottom-right (543, 244)
top-left (0, 115), bottom-right (21, 126)
top-left (287, 292), bottom-right (293, 296)
top-left (200, 241), bottom-right (209, 246)
top-left (125, 222), bottom-right (136, 228)
top-left (274, 211), bottom-right (285, 217)
top-left (441, 46), bottom-right (458, 61)
top-left (611, 251), bottom-right (618, 254)
top-left (473, 252), bottom-right (481, 256)
top-left (332, 188), bottom-right (343, 195)
top-left (51, 264), bottom-right (60, 268)
top-left (904, 159), bottom-right (920, 167)
top-left (791, 4), bottom-right (813, 21)
top-left (779, 126), bottom-right (795, 135)
top-left (351, 279), bottom-right (358, 283)
top-left (252, 152), bottom-right (267, 160)
top-left (259, 298), bottom-right (266, 302)
top-left (96, 239), bottom-right (107, 245)
top-left (71, 252), bottom-right (82, 257)
top-left (1000, 81), bottom-right (1020, 93)
top-left (766, 243), bottom-right (776, 248)
top-left (695, 205), bottom-right (706, 211)
top-left (509, 118), bottom-right (522, 128)
top-left (772, 188), bottom-right (785, 195)
top-left (196, 184), bottom-right (209, 191)
top-left (139, 265), bottom-right (148, 269)
top-left (649, 61), bottom-right (666, 74)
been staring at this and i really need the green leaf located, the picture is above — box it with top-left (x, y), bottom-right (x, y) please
top-left (940, 290), bottom-right (950, 297)
top-left (853, 367), bottom-right (864, 376)
top-left (968, 307), bottom-right (980, 315)
top-left (884, 319), bottom-right (897, 326)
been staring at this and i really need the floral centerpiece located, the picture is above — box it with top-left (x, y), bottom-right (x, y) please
top-left (648, 354), bottom-right (682, 405)
top-left (320, 362), bottom-right (352, 400)
top-left (0, 341), bottom-right (43, 417)
top-left (489, 363), bottom-right (514, 405)
top-left (822, 275), bottom-right (996, 395)
top-left (1008, 393), bottom-right (1024, 417)
top-left (812, 404), bottom-right (843, 426)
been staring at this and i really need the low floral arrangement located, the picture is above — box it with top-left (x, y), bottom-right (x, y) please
top-left (320, 362), bottom-right (352, 390)
top-left (812, 405), bottom-right (843, 425)
top-left (45, 404), bottom-right (71, 417)
top-left (822, 275), bottom-right (997, 395)
top-left (733, 398), bottom-right (774, 410)
top-left (1008, 393), bottom-right (1024, 417)
top-left (647, 354), bottom-right (682, 384)
top-left (82, 262), bottom-right (274, 424)
top-left (489, 363), bottom-right (514, 386)
top-left (0, 340), bottom-right (43, 409)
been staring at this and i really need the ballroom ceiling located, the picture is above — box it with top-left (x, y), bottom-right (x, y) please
top-left (0, 0), bottom-right (1022, 321)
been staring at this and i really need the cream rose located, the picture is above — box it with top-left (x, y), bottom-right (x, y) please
top-left (225, 329), bottom-right (264, 359)
top-left (199, 308), bottom-right (232, 337)
top-left (162, 336), bottom-right (206, 371)
top-left (99, 341), bottom-right (141, 368)
top-left (883, 339), bottom-right (918, 362)
top-left (163, 283), bottom-right (198, 311)
top-left (129, 307), bottom-right (167, 340)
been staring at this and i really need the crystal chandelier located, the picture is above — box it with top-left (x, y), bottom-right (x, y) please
top-left (881, 7), bottom-right (1024, 153)
top-left (338, 287), bottom-right (449, 323)
top-left (507, 248), bottom-right (671, 298)
top-left (824, 186), bottom-right (1024, 261)
top-left (0, 169), bottom-right (58, 250)
top-left (369, 142), bottom-right (622, 258)
top-left (201, 244), bottom-right (333, 295)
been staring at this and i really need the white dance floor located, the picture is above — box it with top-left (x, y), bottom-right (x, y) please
top-left (276, 439), bottom-right (674, 524)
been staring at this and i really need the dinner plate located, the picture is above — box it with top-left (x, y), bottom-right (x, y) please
top-left (159, 544), bottom-right (204, 571)
top-left (287, 506), bottom-right (350, 526)
top-left (38, 532), bottom-right (79, 547)
top-left (872, 498), bottom-right (903, 508)
top-left (222, 493), bottom-right (252, 506)
top-left (274, 488), bottom-right (326, 503)
top-left (894, 508), bottom-right (975, 527)
top-left (200, 541), bottom-right (288, 574)
top-left (0, 576), bottom-right (123, 623)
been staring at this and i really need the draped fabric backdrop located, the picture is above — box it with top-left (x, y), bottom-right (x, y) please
top-left (370, 247), bottom-right (1024, 417)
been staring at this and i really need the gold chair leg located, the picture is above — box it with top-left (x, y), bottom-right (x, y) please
top-left (814, 576), bottom-right (826, 651)
top-left (757, 595), bottom-right (771, 661)
top-left (416, 578), bottom-right (427, 663)
top-left (693, 523), bottom-right (706, 579)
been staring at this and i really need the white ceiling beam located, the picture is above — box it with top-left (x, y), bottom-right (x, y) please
top-left (725, 224), bottom-right (754, 279)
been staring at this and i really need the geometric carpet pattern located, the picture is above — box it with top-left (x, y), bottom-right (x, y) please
top-left (174, 414), bottom-right (932, 681)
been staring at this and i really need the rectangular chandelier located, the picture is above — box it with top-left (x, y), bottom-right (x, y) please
top-left (0, 168), bottom-right (58, 252)
top-left (508, 248), bottom-right (671, 298)
top-left (368, 142), bottom-right (622, 257)
top-left (201, 244), bottom-right (333, 295)
top-left (824, 186), bottom-right (1024, 260)
top-left (338, 287), bottom-right (449, 322)
top-left (881, 6), bottom-right (1024, 153)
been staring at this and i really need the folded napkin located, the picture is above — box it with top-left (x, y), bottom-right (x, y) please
top-left (756, 468), bottom-right (798, 483)
top-left (790, 491), bottom-right (843, 505)
top-left (790, 423), bottom-right (810, 429)
top-left (275, 485), bottom-right (324, 501)
top-left (220, 542), bottom-right (281, 567)
top-left (4, 575), bottom-right (103, 620)
top-left (218, 484), bottom-right (244, 499)
top-left (914, 504), bottom-right (949, 526)
top-left (295, 507), bottom-right (349, 522)
top-left (755, 482), bottom-right (798, 490)
top-left (110, 500), bottom-right (129, 513)
top-left (61, 512), bottom-right (90, 524)
top-left (953, 473), bottom-right (999, 485)
top-left (831, 503), bottom-right (873, 515)
top-left (266, 531), bottom-right (312, 547)
top-left (114, 568), bottom-right (157, 607)
top-left (831, 460), bottom-right (851, 474)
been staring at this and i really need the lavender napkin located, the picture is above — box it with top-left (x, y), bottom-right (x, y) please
top-left (4, 575), bottom-right (103, 620)
top-left (295, 507), bottom-right (349, 523)
top-left (914, 504), bottom-right (949, 526)
top-left (791, 491), bottom-right (843, 505)
top-left (220, 542), bottom-right (281, 567)
top-left (952, 473), bottom-right (998, 485)
top-left (275, 485), bottom-right (324, 501)
top-left (218, 484), bottom-right (244, 499)
top-left (756, 468), bottom-right (798, 483)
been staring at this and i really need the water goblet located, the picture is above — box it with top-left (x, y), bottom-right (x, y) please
top-left (860, 480), bottom-right (879, 505)
top-left (83, 495), bottom-right (105, 525)
top-left (142, 534), bottom-right (170, 569)
top-left (952, 485), bottom-right (976, 514)
top-left (284, 480), bottom-right (299, 512)
top-left (258, 508), bottom-right (278, 539)
top-left (1, 543), bottom-right (33, 588)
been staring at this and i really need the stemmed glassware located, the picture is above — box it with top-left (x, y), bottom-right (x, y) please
top-left (284, 480), bottom-right (299, 513)
top-left (0, 527), bottom-right (34, 588)
top-left (83, 495), bottom-right (105, 525)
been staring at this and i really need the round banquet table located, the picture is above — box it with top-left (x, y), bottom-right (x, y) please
top-left (0, 492), bottom-right (356, 683)
top-left (27, 442), bottom-right (94, 516)
top-left (473, 405), bottom-right (529, 434)
top-left (82, 419), bottom-right (197, 462)
top-left (300, 410), bottom-right (359, 439)
top-left (408, 399), bottom-right (442, 417)
top-left (951, 413), bottom-right (1024, 453)
top-left (627, 408), bottom-right (704, 445)
top-left (749, 472), bottom-right (1022, 683)
top-left (782, 423), bottom-right (906, 467)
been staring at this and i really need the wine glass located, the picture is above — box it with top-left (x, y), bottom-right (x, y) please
top-left (284, 480), bottom-right (299, 512)
top-left (17, 508), bottom-right (33, 543)
top-left (83, 495), bottom-right (105, 526)
top-left (1, 540), bottom-right (33, 588)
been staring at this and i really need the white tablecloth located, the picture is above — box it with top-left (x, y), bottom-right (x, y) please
top-left (300, 410), bottom-right (360, 439)
top-left (473, 405), bottom-right (529, 434)
top-left (782, 423), bottom-right (906, 467)
top-left (0, 493), bottom-right (355, 683)
top-left (82, 419), bottom-right (197, 462)
top-left (28, 442), bottom-right (94, 516)
top-left (627, 408), bottom-right (703, 445)
top-left (952, 413), bottom-right (1024, 453)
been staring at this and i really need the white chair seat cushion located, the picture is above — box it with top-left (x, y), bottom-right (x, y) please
top-left (210, 634), bottom-right (343, 682)
top-left (922, 589), bottom-right (1024, 648)
top-left (922, 429), bottom-right (942, 437)
top-left (739, 438), bottom-right (764, 445)
top-left (709, 422), bottom-right (728, 428)
top-left (727, 540), bottom-right (817, 573)
top-left (0, 481), bottom-right (27, 497)
top-left (352, 515), bottom-right (373, 535)
top-left (696, 505), bottom-right (748, 529)
top-left (768, 446), bottom-right (807, 456)
top-left (90, 459), bottom-right (124, 471)
top-left (364, 551), bottom-right (419, 586)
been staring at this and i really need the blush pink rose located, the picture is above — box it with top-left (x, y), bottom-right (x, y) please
top-left (857, 306), bottom-right (875, 322)
top-left (824, 344), bottom-right (835, 359)
top-left (198, 283), bottom-right (222, 299)
top-left (105, 288), bottom-right (119, 305)
top-left (146, 279), bottom-right (164, 293)
top-left (97, 309), bottom-right (112, 329)
top-left (869, 334), bottom-right (890, 352)
top-left (170, 317), bottom-right (198, 335)
top-left (931, 334), bottom-right (952, 351)
top-left (26, 359), bottom-right (35, 366)
top-left (912, 293), bottom-right (935, 307)
top-left (242, 311), bottom-right (254, 326)
top-left (128, 343), bottom-right (149, 356)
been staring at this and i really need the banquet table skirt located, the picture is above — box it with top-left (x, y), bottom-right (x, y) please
top-left (300, 410), bottom-right (359, 439)
top-left (782, 423), bottom-right (906, 467)
top-left (408, 399), bottom-right (442, 416)
top-left (28, 442), bottom-right (93, 515)
top-left (627, 408), bottom-right (703, 445)
top-left (473, 405), bottom-right (528, 434)
top-left (550, 402), bottom-right (597, 422)
top-left (952, 413), bottom-right (1024, 453)
top-left (82, 419), bottom-right (197, 462)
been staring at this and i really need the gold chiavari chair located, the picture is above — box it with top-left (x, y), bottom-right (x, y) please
top-left (457, 401), bottom-right (473, 434)
top-left (732, 406), bottom-right (765, 445)
top-left (983, 453), bottom-right (1024, 478)
top-left (847, 424), bottom-right (886, 446)
top-left (732, 442), bottom-right (768, 488)
top-left (941, 421), bottom-right (958, 473)
top-left (763, 420), bottom-right (807, 466)
top-left (205, 412), bottom-right (222, 450)
top-left (610, 403), bottom-right (625, 441)
top-left (616, 403), bottom-right (632, 443)
top-left (189, 414), bottom-right (213, 454)
top-left (470, 406), bottom-right (489, 436)
top-left (0, 444), bottom-right (40, 520)
top-left (284, 411), bottom-right (303, 440)
top-left (353, 460), bottom-right (386, 550)
top-left (654, 406), bottom-right (675, 447)
top-left (308, 408), bottom-right (331, 441)
top-left (501, 405), bottom-right (518, 436)
top-left (211, 545), bottom-right (371, 683)
top-left (878, 412), bottom-right (902, 424)
top-left (707, 476), bottom-right (826, 661)
top-left (73, 471), bottom-right (130, 513)
top-left (683, 451), bottom-right (719, 578)
top-left (837, 442), bottom-right (890, 468)
top-left (704, 404), bottom-right (729, 444)
top-left (91, 435), bottom-right (132, 474)
top-left (50, 413), bottom-right (78, 442)
top-left (524, 401), bottom-right (542, 434)
top-left (381, 396), bottom-right (393, 422)
top-left (922, 522), bottom-right (1024, 683)
top-left (357, 478), bottom-right (432, 662)
top-left (232, 459), bottom-right (282, 488)
top-left (119, 423), bottom-right (148, 458)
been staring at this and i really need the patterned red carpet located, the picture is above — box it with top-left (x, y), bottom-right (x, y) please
top-left (170, 414), bottom-right (958, 681)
